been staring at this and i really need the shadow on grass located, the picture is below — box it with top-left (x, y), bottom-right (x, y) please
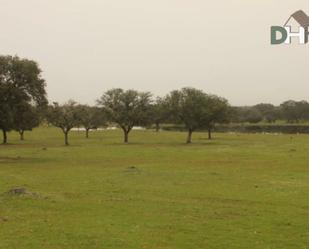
top-left (0, 156), bottom-right (26, 164)
top-left (101, 140), bottom-right (226, 147)
top-left (0, 143), bottom-right (42, 148)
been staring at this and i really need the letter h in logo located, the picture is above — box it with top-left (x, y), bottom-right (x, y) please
top-left (284, 26), bottom-right (307, 44)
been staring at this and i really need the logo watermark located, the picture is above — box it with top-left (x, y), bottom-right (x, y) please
top-left (271, 10), bottom-right (309, 45)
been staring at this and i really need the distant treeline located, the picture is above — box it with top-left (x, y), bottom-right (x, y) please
top-left (231, 102), bottom-right (309, 124)
top-left (1, 55), bottom-right (309, 146)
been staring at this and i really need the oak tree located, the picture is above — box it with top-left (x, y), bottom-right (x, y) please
top-left (98, 89), bottom-right (152, 143)
top-left (47, 101), bottom-right (80, 146)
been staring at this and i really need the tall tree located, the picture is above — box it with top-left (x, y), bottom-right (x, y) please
top-left (76, 105), bottom-right (106, 138)
top-left (0, 55), bottom-right (47, 144)
top-left (98, 89), bottom-right (152, 143)
top-left (13, 101), bottom-right (40, 140)
top-left (151, 97), bottom-right (170, 132)
top-left (203, 95), bottom-right (230, 140)
top-left (166, 88), bottom-right (210, 144)
top-left (47, 101), bottom-right (80, 146)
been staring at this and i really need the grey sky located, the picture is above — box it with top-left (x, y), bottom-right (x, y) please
top-left (1, 0), bottom-right (309, 105)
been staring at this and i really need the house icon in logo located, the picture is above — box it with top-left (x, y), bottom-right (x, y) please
top-left (271, 10), bottom-right (309, 45)
top-left (283, 10), bottom-right (309, 28)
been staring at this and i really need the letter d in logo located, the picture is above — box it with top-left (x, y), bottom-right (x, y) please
top-left (271, 26), bottom-right (288, 44)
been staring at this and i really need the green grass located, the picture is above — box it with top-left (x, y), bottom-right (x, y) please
top-left (0, 128), bottom-right (308, 249)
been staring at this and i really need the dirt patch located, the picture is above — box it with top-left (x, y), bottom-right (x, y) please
top-left (125, 166), bottom-right (142, 173)
top-left (0, 217), bottom-right (9, 223)
top-left (6, 187), bottom-right (45, 199)
top-left (7, 187), bottom-right (28, 195)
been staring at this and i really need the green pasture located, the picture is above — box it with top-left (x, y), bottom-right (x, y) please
top-left (0, 128), bottom-right (308, 249)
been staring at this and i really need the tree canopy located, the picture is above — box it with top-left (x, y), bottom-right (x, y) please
top-left (98, 89), bottom-right (153, 143)
top-left (13, 101), bottom-right (40, 140)
top-left (203, 95), bottom-right (230, 139)
top-left (166, 88), bottom-right (208, 143)
top-left (280, 100), bottom-right (309, 123)
top-left (47, 101), bottom-right (80, 146)
top-left (0, 55), bottom-right (47, 143)
top-left (76, 105), bottom-right (106, 138)
top-left (150, 97), bottom-right (170, 132)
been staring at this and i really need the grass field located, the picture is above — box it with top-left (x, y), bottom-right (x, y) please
top-left (0, 128), bottom-right (308, 249)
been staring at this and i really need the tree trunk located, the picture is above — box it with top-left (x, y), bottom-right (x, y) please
top-left (155, 122), bottom-right (160, 132)
top-left (186, 129), bottom-right (193, 144)
top-left (208, 128), bottom-right (212, 140)
top-left (64, 132), bottom-right (69, 146)
top-left (19, 130), bottom-right (24, 141)
top-left (2, 129), bottom-right (7, 144)
top-left (86, 128), bottom-right (90, 139)
top-left (123, 129), bottom-right (129, 143)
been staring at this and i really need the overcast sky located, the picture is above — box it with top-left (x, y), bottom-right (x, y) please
top-left (1, 0), bottom-right (309, 105)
